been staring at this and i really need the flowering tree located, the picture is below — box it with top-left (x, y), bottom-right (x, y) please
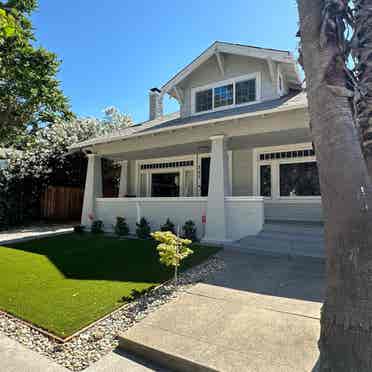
top-left (151, 231), bottom-right (193, 285)
top-left (0, 108), bottom-right (132, 228)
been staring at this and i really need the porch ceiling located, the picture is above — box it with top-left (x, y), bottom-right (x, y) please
top-left (102, 128), bottom-right (311, 161)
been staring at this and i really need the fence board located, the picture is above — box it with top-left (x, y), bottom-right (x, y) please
top-left (41, 186), bottom-right (83, 221)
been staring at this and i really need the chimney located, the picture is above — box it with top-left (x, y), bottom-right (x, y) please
top-left (149, 87), bottom-right (163, 120)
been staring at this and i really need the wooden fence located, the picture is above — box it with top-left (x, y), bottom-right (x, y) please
top-left (41, 186), bottom-right (83, 221)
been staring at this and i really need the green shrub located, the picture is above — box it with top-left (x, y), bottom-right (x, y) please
top-left (160, 218), bottom-right (175, 234)
top-left (74, 225), bottom-right (85, 233)
top-left (183, 220), bottom-right (197, 242)
top-left (91, 220), bottom-right (104, 234)
top-left (115, 217), bottom-right (129, 236)
top-left (136, 217), bottom-right (151, 239)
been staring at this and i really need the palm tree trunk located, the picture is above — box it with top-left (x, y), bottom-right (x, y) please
top-left (351, 0), bottom-right (372, 177)
top-left (297, 1), bottom-right (372, 371)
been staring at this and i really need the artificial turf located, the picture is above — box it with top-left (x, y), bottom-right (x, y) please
top-left (0, 233), bottom-right (220, 338)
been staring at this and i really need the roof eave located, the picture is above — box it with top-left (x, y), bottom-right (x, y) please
top-left (70, 101), bottom-right (308, 151)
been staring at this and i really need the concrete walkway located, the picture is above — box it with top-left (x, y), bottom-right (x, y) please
top-left (119, 250), bottom-right (325, 372)
top-left (0, 334), bottom-right (68, 372)
top-left (0, 223), bottom-right (74, 245)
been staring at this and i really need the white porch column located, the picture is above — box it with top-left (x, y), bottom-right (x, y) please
top-left (204, 135), bottom-right (230, 242)
top-left (81, 154), bottom-right (102, 226)
top-left (118, 160), bottom-right (128, 197)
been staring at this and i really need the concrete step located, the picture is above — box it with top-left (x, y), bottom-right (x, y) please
top-left (118, 326), bottom-right (218, 372)
top-left (239, 235), bottom-right (323, 250)
top-left (263, 222), bottom-right (324, 236)
top-left (248, 231), bottom-right (324, 244)
top-left (232, 222), bottom-right (325, 259)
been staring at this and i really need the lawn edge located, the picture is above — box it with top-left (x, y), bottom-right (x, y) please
top-left (0, 243), bottom-right (222, 343)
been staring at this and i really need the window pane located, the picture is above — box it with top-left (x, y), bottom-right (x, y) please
top-left (260, 165), bottom-right (271, 197)
top-left (280, 162), bottom-right (321, 196)
top-left (236, 79), bottom-right (256, 104)
top-left (214, 84), bottom-right (233, 108)
top-left (151, 173), bottom-right (180, 197)
top-left (184, 170), bottom-right (194, 197)
top-left (195, 89), bottom-right (212, 112)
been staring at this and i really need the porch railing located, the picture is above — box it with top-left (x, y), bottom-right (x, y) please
top-left (95, 196), bottom-right (263, 241)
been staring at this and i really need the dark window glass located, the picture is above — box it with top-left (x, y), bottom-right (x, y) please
top-left (214, 84), bottom-right (233, 108)
top-left (201, 157), bottom-right (211, 196)
top-left (280, 162), bottom-right (320, 196)
top-left (196, 89), bottom-right (212, 112)
top-left (151, 173), bottom-right (180, 197)
top-left (236, 79), bottom-right (256, 104)
top-left (260, 165), bottom-right (271, 197)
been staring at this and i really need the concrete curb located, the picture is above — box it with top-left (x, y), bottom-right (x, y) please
top-left (0, 230), bottom-right (73, 246)
top-left (118, 335), bottom-right (219, 372)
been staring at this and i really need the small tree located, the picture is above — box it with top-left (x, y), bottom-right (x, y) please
top-left (151, 231), bottom-right (193, 285)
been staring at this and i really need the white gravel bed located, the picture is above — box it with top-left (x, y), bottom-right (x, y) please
top-left (0, 253), bottom-right (225, 371)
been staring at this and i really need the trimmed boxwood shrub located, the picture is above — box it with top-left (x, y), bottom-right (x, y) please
top-left (182, 220), bottom-right (197, 242)
top-left (115, 217), bottom-right (129, 236)
top-left (160, 218), bottom-right (176, 234)
top-left (91, 220), bottom-right (104, 234)
top-left (136, 217), bottom-right (151, 239)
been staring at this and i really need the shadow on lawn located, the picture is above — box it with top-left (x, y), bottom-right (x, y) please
top-left (5, 233), bottom-right (217, 284)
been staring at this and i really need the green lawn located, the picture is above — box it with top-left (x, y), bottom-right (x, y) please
top-left (0, 234), bottom-right (220, 338)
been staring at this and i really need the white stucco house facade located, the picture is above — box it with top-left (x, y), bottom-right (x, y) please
top-left (71, 41), bottom-right (321, 243)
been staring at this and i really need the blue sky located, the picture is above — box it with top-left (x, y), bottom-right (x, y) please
top-left (31, 1), bottom-right (300, 124)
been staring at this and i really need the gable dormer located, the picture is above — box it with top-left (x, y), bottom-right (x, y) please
top-left (156, 41), bottom-right (302, 119)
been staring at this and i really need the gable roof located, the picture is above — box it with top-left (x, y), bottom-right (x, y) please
top-left (161, 41), bottom-right (302, 99)
top-left (70, 91), bottom-right (308, 150)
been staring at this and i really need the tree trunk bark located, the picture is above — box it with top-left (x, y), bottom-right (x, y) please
top-left (297, 1), bottom-right (372, 371)
top-left (351, 0), bottom-right (372, 178)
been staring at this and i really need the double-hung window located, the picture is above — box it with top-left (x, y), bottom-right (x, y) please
top-left (193, 73), bottom-right (260, 114)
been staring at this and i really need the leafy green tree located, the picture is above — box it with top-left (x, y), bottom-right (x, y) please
top-left (151, 231), bottom-right (193, 285)
top-left (0, 0), bottom-right (73, 145)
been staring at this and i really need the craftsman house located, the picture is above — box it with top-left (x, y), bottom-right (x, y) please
top-left (71, 41), bottom-right (321, 242)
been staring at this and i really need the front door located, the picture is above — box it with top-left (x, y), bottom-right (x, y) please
top-left (201, 157), bottom-right (210, 196)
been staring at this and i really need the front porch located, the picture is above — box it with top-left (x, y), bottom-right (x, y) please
top-left (80, 107), bottom-right (322, 243)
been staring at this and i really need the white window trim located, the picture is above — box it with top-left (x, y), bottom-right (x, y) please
top-left (252, 143), bottom-right (322, 202)
top-left (191, 72), bottom-right (261, 116)
top-left (135, 152), bottom-right (233, 197)
top-left (136, 155), bottom-right (194, 197)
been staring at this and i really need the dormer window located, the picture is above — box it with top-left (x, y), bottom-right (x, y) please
top-left (195, 89), bottom-right (213, 112)
top-left (192, 73), bottom-right (261, 114)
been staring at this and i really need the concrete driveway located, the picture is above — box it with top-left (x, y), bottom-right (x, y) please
top-left (119, 250), bottom-right (325, 372)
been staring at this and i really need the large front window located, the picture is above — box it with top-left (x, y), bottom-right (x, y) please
top-left (257, 146), bottom-right (321, 198)
top-left (151, 173), bottom-right (180, 197)
top-left (138, 158), bottom-right (195, 197)
top-left (280, 163), bottom-right (320, 196)
top-left (193, 73), bottom-right (260, 114)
